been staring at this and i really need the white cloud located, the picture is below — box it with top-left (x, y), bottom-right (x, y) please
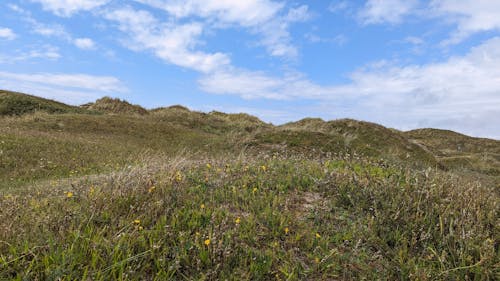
top-left (104, 7), bottom-right (230, 73)
top-left (135, 0), bottom-right (284, 26)
top-left (359, 0), bottom-right (418, 24)
top-left (199, 37), bottom-right (500, 138)
top-left (431, 0), bottom-right (500, 44)
top-left (328, 1), bottom-right (349, 13)
top-left (0, 71), bottom-right (127, 104)
top-left (74, 38), bottom-right (96, 50)
top-left (134, 0), bottom-right (309, 58)
top-left (305, 33), bottom-right (347, 45)
top-left (33, 23), bottom-right (70, 39)
top-left (200, 69), bottom-right (350, 100)
top-left (30, 0), bottom-right (111, 17)
top-left (404, 36), bottom-right (424, 45)
top-left (0, 27), bottom-right (16, 40)
top-left (0, 72), bottom-right (126, 92)
top-left (9, 4), bottom-right (99, 52)
top-left (254, 5), bottom-right (310, 58)
top-left (0, 45), bottom-right (61, 63)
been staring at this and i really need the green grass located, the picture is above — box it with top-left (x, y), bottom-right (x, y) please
top-left (0, 91), bottom-right (498, 280)
top-left (0, 90), bottom-right (90, 116)
top-left (0, 155), bottom-right (497, 280)
top-left (81, 97), bottom-right (149, 115)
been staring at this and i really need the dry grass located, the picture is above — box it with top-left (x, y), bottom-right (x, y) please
top-left (0, 92), bottom-right (499, 280)
top-left (0, 152), bottom-right (498, 280)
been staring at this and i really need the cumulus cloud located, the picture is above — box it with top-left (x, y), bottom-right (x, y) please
top-left (0, 27), bottom-right (16, 40)
top-left (104, 7), bottom-right (230, 73)
top-left (134, 0), bottom-right (310, 58)
top-left (0, 71), bottom-right (127, 104)
top-left (358, 0), bottom-right (418, 24)
top-left (30, 0), bottom-right (111, 17)
top-left (431, 0), bottom-right (500, 44)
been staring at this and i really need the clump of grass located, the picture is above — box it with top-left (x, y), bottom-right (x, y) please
top-left (81, 97), bottom-right (148, 115)
top-left (0, 153), bottom-right (497, 280)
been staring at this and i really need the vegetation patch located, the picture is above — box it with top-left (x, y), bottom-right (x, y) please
top-left (0, 92), bottom-right (498, 279)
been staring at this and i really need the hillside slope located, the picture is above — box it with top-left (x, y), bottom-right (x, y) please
top-left (0, 90), bottom-right (89, 116)
top-left (0, 91), bottom-right (498, 280)
top-left (251, 118), bottom-right (438, 167)
top-left (1, 91), bottom-right (499, 188)
top-left (406, 128), bottom-right (500, 176)
top-left (81, 97), bottom-right (149, 115)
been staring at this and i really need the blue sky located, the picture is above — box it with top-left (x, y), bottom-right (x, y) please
top-left (1, 0), bottom-right (499, 138)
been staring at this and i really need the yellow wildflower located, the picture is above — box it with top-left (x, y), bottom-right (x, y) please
top-left (133, 219), bottom-right (141, 224)
top-left (175, 171), bottom-right (183, 182)
top-left (235, 217), bottom-right (241, 224)
top-left (285, 227), bottom-right (289, 235)
top-left (148, 186), bottom-right (156, 193)
top-left (66, 191), bottom-right (73, 198)
top-left (200, 204), bottom-right (205, 209)
top-left (315, 233), bottom-right (321, 238)
top-left (138, 226), bottom-right (144, 231)
top-left (261, 165), bottom-right (267, 172)
top-left (204, 239), bottom-right (211, 246)
top-left (314, 257), bottom-right (320, 264)
top-left (206, 163), bottom-right (212, 169)
top-left (252, 187), bottom-right (258, 194)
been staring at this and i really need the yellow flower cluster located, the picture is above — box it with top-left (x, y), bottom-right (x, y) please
top-left (175, 171), bottom-right (183, 182)
top-left (133, 219), bottom-right (143, 231)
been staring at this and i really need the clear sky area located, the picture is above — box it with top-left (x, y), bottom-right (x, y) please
top-left (1, 0), bottom-right (499, 138)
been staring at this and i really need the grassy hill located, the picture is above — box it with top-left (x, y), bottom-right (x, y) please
top-left (406, 128), bottom-right (500, 177)
top-left (0, 90), bottom-right (90, 116)
top-left (81, 97), bottom-right (149, 115)
top-left (0, 91), bottom-right (498, 280)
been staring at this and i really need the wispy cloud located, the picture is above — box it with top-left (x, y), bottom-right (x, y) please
top-left (0, 45), bottom-right (61, 63)
top-left (30, 0), bottom-right (111, 17)
top-left (134, 0), bottom-right (284, 26)
top-left (104, 7), bottom-right (230, 73)
top-left (358, 0), bottom-right (418, 25)
top-left (328, 1), bottom-right (349, 13)
top-left (430, 0), bottom-right (500, 44)
top-left (74, 38), bottom-right (96, 50)
top-left (9, 4), bottom-right (98, 51)
top-left (198, 37), bottom-right (500, 138)
top-left (134, 0), bottom-right (310, 59)
top-left (304, 33), bottom-right (347, 46)
top-left (0, 27), bottom-right (16, 40)
top-left (0, 71), bottom-right (127, 104)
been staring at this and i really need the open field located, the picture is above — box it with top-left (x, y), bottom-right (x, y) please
top-left (0, 91), bottom-right (498, 280)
